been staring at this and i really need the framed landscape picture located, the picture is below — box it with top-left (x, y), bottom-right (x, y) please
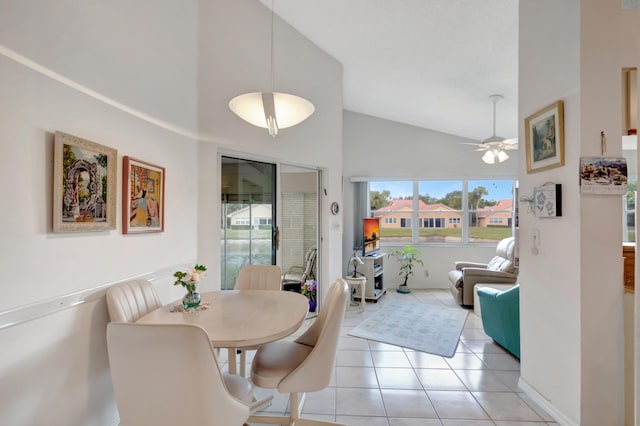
top-left (53, 132), bottom-right (117, 232)
top-left (525, 101), bottom-right (565, 174)
top-left (122, 156), bottom-right (165, 234)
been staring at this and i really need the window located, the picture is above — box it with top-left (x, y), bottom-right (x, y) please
top-left (369, 179), bottom-right (515, 244)
top-left (423, 218), bottom-right (445, 228)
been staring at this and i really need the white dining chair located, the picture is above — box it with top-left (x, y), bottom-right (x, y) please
top-left (235, 264), bottom-right (283, 291)
top-left (232, 264), bottom-right (283, 376)
top-left (249, 279), bottom-right (349, 426)
top-left (105, 278), bottom-right (162, 323)
top-left (105, 278), bottom-right (263, 406)
top-left (107, 322), bottom-right (270, 426)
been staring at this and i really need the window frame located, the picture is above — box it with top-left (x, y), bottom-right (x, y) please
top-left (367, 179), bottom-right (516, 246)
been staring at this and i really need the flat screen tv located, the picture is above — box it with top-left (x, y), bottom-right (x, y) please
top-left (363, 217), bottom-right (381, 256)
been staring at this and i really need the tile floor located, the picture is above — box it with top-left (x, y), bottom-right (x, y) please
top-left (221, 288), bottom-right (558, 426)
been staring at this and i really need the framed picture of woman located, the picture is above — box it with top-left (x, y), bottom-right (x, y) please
top-left (122, 156), bottom-right (165, 234)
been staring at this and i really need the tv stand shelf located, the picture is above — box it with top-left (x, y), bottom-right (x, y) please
top-left (361, 252), bottom-right (386, 302)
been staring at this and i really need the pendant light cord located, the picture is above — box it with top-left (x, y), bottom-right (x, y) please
top-left (270, 0), bottom-right (275, 92)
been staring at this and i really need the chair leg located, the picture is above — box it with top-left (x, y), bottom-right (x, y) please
top-left (248, 391), bottom-right (344, 426)
top-left (290, 392), bottom-right (301, 421)
top-left (239, 349), bottom-right (247, 377)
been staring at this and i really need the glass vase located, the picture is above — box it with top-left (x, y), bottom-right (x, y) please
top-left (182, 290), bottom-right (201, 309)
top-left (308, 298), bottom-right (317, 312)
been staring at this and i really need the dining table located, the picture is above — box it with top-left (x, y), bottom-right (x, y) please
top-left (136, 289), bottom-right (309, 374)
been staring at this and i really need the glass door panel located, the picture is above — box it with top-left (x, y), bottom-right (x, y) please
top-left (220, 156), bottom-right (276, 290)
top-left (280, 165), bottom-right (319, 291)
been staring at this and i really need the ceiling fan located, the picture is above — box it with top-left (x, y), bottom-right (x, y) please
top-left (464, 94), bottom-right (518, 164)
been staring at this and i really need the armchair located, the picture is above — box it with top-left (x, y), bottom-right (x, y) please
top-left (282, 245), bottom-right (317, 290)
top-left (448, 237), bottom-right (518, 306)
top-left (477, 284), bottom-right (520, 358)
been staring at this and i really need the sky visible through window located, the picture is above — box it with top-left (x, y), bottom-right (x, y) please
top-left (370, 180), bottom-right (513, 202)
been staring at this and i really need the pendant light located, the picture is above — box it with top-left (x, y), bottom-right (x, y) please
top-left (228, 0), bottom-right (314, 137)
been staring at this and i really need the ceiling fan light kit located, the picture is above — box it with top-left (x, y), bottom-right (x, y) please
top-left (228, 0), bottom-right (314, 137)
top-left (482, 148), bottom-right (509, 164)
top-left (464, 94), bottom-right (518, 164)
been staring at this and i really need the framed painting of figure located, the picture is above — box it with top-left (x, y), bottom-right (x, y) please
top-left (122, 156), bottom-right (165, 234)
top-left (53, 132), bottom-right (117, 232)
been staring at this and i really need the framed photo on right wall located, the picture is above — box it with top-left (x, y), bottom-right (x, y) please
top-left (525, 100), bottom-right (565, 173)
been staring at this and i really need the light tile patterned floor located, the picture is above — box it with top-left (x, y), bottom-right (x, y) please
top-left (220, 288), bottom-right (558, 425)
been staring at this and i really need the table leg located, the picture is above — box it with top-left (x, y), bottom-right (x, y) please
top-left (227, 347), bottom-right (237, 375)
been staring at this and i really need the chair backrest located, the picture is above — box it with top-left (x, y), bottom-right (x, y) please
top-left (107, 322), bottom-right (250, 425)
top-left (278, 279), bottom-right (349, 393)
top-left (235, 265), bottom-right (282, 291)
top-left (106, 279), bottom-right (162, 323)
top-left (487, 237), bottom-right (516, 273)
top-left (302, 246), bottom-right (317, 277)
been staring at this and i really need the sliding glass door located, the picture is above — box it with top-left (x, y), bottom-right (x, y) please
top-left (220, 156), bottom-right (276, 290)
top-left (280, 165), bottom-right (320, 288)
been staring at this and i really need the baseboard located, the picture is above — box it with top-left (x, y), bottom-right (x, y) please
top-left (518, 377), bottom-right (577, 426)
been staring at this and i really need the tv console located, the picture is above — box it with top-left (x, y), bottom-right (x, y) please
top-left (360, 252), bottom-right (386, 302)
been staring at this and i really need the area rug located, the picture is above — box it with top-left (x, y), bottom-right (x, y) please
top-left (348, 301), bottom-right (468, 357)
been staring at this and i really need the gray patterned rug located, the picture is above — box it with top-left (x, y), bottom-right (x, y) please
top-left (348, 301), bottom-right (468, 357)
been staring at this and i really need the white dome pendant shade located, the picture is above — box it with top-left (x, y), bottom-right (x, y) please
top-left (228, 91), bottom-right (315, 137)
top-left (228, 0), bottom-right (314, 137)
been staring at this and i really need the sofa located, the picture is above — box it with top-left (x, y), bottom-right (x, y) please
top-left (477, 284), bottom-right (520, 358)
top-left (447, 237), bottom-right (518, 306)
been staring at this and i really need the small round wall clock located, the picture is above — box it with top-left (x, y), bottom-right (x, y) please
top-left (330, 202), bottom-right (340, 215)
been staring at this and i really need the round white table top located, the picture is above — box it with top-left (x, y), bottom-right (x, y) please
top-left (136, 290), bottom-right (309, 348)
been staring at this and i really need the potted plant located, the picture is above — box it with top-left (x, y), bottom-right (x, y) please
top-left (388, 246), bottom-right (423, 294)
top-left (301, 280), bottom-right (318, 312)
top-left (174, 264), bottom-right (207, 308)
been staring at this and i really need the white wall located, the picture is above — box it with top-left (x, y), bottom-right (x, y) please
top-left (0, 0), bottom-right (343, 424)
top-left (196, 0), bottom-right (344, 295)
top-left (518, 1), bottom-right (581, 422)
top-left (342, 110), bottom-right (517, 288)
top-left (519, 1), bottom-right (639, 424)
top-left (0, 1), bottom-right (199, 424)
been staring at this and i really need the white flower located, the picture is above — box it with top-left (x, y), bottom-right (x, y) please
top-left (185, 267), bottom-right (205, 283)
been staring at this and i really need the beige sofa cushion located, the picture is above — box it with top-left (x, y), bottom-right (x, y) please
top-left (448, 270), bottom-right (464, 289)
top-left (487, 256), bottom-right (514, 273)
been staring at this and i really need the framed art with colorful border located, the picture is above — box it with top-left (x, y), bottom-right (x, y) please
top-left (123, 156), bottom-right (165, 234)
top-left (525, 100), bottom-right (565, 174)
top-left (53, 131), bottom-right (117, 232)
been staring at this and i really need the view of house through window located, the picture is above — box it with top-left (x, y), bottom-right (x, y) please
top-left (220, 156), bottom-right (276, 290)
top-left (624, 179), bottom-right (636, 243)
top-left (369, 179), bottom-right (515, 244)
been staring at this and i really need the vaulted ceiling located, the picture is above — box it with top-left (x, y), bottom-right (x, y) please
top-left (260, 0), bottom-right (518, 143)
